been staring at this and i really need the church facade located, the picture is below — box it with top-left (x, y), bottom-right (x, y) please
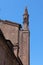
top-left (0, 8), bottom-right (30, 65)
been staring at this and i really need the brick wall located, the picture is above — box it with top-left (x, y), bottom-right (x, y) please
top-left (0, 21), bottom-right (19, 45)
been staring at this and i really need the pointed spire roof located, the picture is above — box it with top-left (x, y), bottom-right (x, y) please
top-left (24, 7), bottom-right (28, 15)
top-left (23, 7), bottom-right (29, 19)
top-left (23, 7), bottom-right (29, 24)
top-left (23, 7), bottom-right (29, 30)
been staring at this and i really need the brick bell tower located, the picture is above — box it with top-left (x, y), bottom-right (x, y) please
top-left (19, 8), bottom-right (30, 65)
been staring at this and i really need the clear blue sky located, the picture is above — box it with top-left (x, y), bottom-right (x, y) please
top-left (0, 0), bottom-right (43, 65)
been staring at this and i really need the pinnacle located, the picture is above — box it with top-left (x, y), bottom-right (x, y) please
top-left (24, 7), bottom-right (28, 15)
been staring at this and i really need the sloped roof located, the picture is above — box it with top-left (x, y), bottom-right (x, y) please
top-left (0, 20), bottom-right (22, 29)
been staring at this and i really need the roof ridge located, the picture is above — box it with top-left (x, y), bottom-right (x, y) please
top-left (0, 20), bottom-right (22, 28)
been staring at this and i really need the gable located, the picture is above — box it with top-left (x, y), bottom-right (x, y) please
top-left (0, 20), bottom-right (22, 45)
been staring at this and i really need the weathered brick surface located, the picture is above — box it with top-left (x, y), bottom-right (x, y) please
top-left (0, 31), bottom-right (22, 65)
top-left (0, 18), bottom-right (30, 65)
top-left (0, 21), bottom-right (19, 45)
top-left (19, 30), bottom-right (30, 65)
top-left (0, 36), bottom-right (16, 65)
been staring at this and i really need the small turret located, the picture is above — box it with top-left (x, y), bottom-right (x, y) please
top-left (23, 7), bottom-right (29, 30)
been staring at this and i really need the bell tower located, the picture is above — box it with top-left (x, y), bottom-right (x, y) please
top-left (19, 8), bottom-right (30, 65)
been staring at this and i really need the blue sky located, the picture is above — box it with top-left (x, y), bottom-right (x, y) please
top-left (0, 0), bottom-right (43, 65)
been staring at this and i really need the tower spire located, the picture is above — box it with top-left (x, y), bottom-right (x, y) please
top-left (24, 7), bottom-right (28, 15)
top-left (23, 7), bottom-right (29, 30)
